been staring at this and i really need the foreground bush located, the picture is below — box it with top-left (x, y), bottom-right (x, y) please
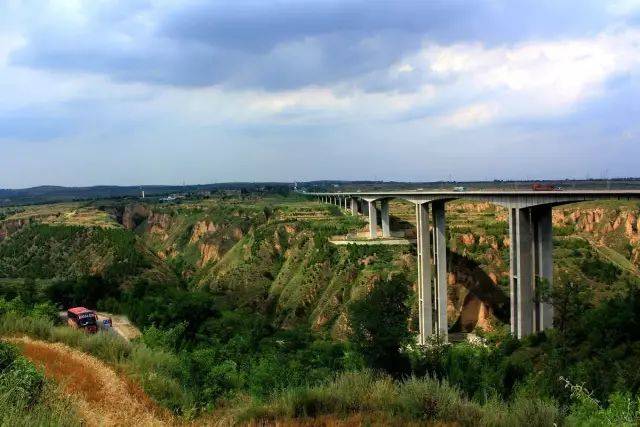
top-left (0, 311), bottom-right (195, 415)
top-left (0, 340), bottom-right (78, 426)
top-left (238, 370), bottom-right (560, 426)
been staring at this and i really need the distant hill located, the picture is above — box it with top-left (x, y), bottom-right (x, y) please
top-left (0, 183), bottom-right (293, 206)
top-left (2, 178), bottom-right (640, 206)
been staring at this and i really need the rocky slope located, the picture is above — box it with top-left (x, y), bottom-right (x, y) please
top-left (2, 197), bottom-right (638, 335)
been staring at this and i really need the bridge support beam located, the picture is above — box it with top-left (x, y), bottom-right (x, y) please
top-left (350, 198), bottom-right (358, 215)
top-left (416, 203), bottom-right (432, 344)
top-left (534, 206), bottom-right (554, 332)
top-left (381, 200), bottom-right (391, 237)
top-left (432, 201), bottom-right (448, 341)
top-left (368, 201), bottom-right (378, 239)
top-left (509, 205), bottom-right (554, 339)
top-left (414, 201), bottom-right (449, 344)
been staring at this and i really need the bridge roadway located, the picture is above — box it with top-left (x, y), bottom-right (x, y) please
top-left (306, 190), bottom-right (640, 343)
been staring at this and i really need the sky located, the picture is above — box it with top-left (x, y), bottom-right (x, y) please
top-left (1, 0), bottom-right (640, 188)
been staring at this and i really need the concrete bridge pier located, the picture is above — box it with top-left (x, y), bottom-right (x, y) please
top-left (509, 205), bottom-right (554, 339)
top-left (432, 201), bottom-right (448, 340)
top-left (380, 199), bottom-right (391, 237)
top-left (415, 201), bottom-right (449, 344)
top-left (416, 203), bottom-right (433, 344)
top-left (368, 200), bottom-right (378, 238)
top-left (350, 198), bottom-right (358, 215)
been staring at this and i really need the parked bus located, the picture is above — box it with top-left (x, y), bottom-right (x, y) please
top-left (67, 307), bottom-right (98, 333)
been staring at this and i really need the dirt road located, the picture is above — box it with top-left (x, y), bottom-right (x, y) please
top-left (10, 337), bottom-right (173, 427)
top-left (96, 312), bottom-right (142, 341)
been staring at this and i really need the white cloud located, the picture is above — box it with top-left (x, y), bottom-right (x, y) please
top-left (607, 0), bottom-right (640, 16)
top-left (439, 103), bottom-right (499, 128)
top-left (411, 28), bottom-right (640, 126)
top-left (1, 21), bottom-right (639, 140)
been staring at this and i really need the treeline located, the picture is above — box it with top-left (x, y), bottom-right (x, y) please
top-left (0, 224), bottom-right (151, 280)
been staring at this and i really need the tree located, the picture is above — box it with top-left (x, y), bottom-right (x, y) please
top-left (348, 273), bottom-right (412, 376)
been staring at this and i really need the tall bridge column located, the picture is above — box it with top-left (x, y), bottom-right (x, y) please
top-left (509, 206), bottom-right (554, 339)
top-left (380, 199), bottom-right (391, 237)
top-left (533, 206), bottom-right (554, 331)
top-left (368, 200), bottom-right (378, 239)
top-left (416, 203), bottom-right (433, 344)
top-left (432, 201), bottom-right (448, 341)
top-left (350, 198), bottom-right (358, 215)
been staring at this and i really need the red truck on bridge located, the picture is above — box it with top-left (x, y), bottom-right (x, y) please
top-left (532, 183), bottom-right (557, 191)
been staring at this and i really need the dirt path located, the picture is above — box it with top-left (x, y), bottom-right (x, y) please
top-left (96, 312), bottom-right (142, 341)
top-left (9, 336), bottom-right (174, 427)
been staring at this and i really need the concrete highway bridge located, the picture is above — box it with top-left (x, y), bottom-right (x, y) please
top-left (306, 189), bottom-right (640, 344)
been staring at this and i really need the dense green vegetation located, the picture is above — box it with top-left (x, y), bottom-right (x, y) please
top-left (1, 195), bottom-right (640, 425)
top-left (0, 338), bottom-right (77, 425)
top-left (0, 224), bottom-right (157, 282)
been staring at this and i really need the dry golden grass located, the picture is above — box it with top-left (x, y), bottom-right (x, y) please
top-left (5, 203), bottom-right (119, 228)
top-left (11, 336), bottom-right (175, 427)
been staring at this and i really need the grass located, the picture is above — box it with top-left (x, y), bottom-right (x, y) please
top-left (0, 312), bottom-right (195, 415)
top-left (0, 381), bottom-right (79, 427)
top-left (591, 243), bottom-right (639, 274)
top-left (237, 370), bottom-right (560, 426)
top-left (15, 337), bottom-right (173, 425)
top-left (0, 339), bottom-right (80, 426)
top-left (3, 202), bottom-right (119, 228)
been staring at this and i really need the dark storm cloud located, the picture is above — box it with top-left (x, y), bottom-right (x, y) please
top-left (10, 0), bottom-right (618, 90)
top-left (161, 0), bottom-right (612, 50)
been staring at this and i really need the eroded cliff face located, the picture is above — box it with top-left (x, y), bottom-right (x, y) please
top-left (190, 220), bottom-right (218, 244)
top-left (0, 219), bottom-right (28, 242)
top-left (121, 204), bottom-right (150, 230)
top-left (554, 208), bottom-right (640, 244)
top-left (552, 206), bottom-right (640, 268)
top-left (444, 201), bottom-right (640, 332)
top-left (146, 212), bottom-right (172, 240)
top-left (118, 204), bottom-right (253, 273)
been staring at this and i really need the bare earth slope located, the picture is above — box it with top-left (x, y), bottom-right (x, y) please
top-left (10, 337), bottom-right (172, 427)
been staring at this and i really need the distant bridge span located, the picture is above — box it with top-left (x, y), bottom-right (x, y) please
top-left (306, 190), bottom-right (640, 343)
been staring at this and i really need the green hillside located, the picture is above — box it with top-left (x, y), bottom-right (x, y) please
top-left (1, 194), bottom-right (640, 425)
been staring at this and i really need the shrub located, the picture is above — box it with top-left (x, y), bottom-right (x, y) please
top-left (237, 370), bottom-right (560, 426)
top-left (348, 273), bottom-right (412, 376)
